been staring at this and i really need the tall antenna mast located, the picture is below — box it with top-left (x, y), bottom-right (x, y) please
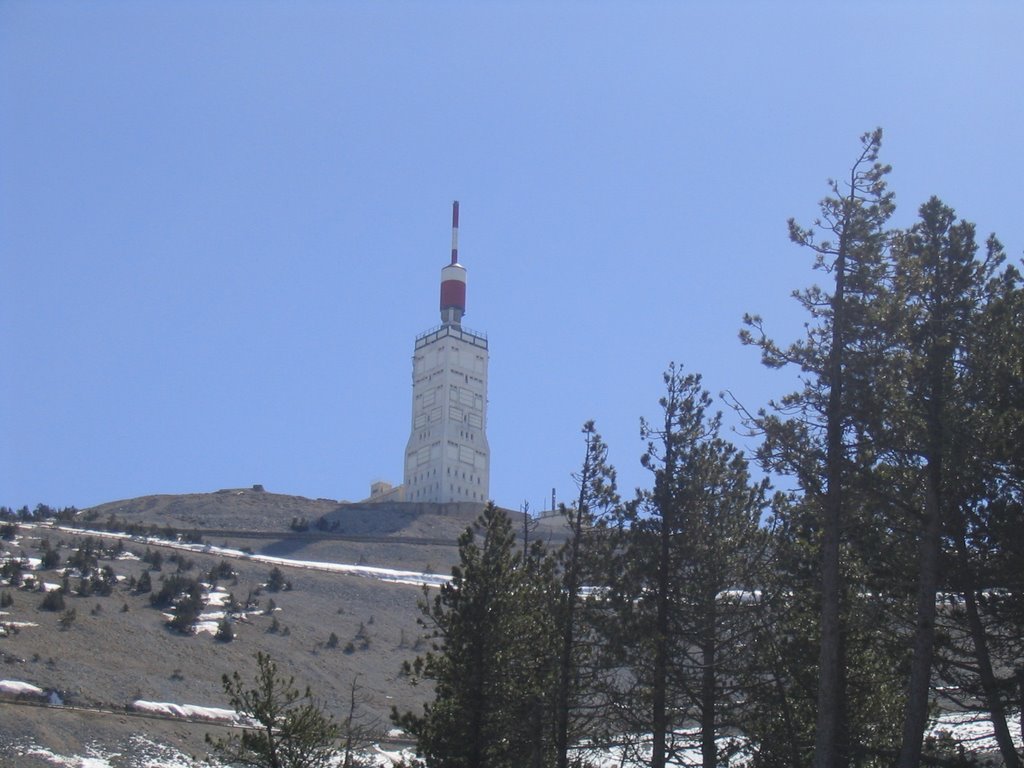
top-left (439, 200), bottom-right (467, 325)
top-left (451, 200), bottom-right (460, 265)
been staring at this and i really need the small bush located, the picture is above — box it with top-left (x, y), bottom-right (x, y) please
top-left (168, 553), bottom-right (195, 573)
top-left (66, 538), bottom-right (101, 575)
top-left (208, 560), bottom-right (234, 583)
top-left (40, 590), bottom-right (65, 612)
top-left (59, 608), bottom-right (77, 630)
top-left (40, 549), bottom-right (60, 570)
top-left (1, 559), bottom-right (24, 587)
top-left (266, 567), bottom-right (287, 592)
top-left (354, 622), bottom-right (370, 649)
top-left (167, 584), bottom-right (204, 634)
top-left (215, 617), bottom-right (234, 642)
top-left (151, 574), bottom-right (198, 609)
top-left (144, 549), bottom-right (163, 571)
top-left (76, 577), bottom-right (92, 598)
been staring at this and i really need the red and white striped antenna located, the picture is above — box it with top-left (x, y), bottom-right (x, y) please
top-left (439, 200), bottom-right (467, 325)
top-left (450, 200), bottom-right (460, 265)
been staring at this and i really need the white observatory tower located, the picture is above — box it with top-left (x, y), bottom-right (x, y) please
top-left (403, 202), bottom-right (490, 504)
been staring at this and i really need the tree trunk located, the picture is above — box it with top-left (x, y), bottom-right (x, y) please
top-left (555, 508), bottom-right (581, 768)
top-left (898, 315), bottom-right (948, 768)
top-left (700, 600), bottom-right (717, 768)
top-left (1018, 668), bottom-right (1024, 749)
top-left (955, 529), bottom-right (1022, 768)
top-left (897, 461), bottom-right (942, 768)
top-left (651, 516), bottom-right (671, 768)
top-left (814, 230), bottom-right (848, 768)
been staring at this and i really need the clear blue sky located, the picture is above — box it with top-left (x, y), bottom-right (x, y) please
top-left (2, 1), bottom-right (1022, 513)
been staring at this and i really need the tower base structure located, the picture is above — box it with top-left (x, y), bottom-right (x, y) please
top-left (403, 322), bottom-right (489, 504)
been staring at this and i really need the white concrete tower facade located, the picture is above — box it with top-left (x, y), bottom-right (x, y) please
top-left (403, 202), bottom-right (490, 504)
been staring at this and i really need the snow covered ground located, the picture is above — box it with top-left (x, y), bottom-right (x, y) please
top-left (0, 680), bottom-right (46, 698)
top-left (10, 731), bottom-right (417, 768)
top-left (6, 710), bottom-right (1020, 768)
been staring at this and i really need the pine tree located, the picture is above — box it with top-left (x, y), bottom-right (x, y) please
top-left (395, 502), bottom-right (557, 768)
top-left (607, 365), bottom-right (770, 768)
top-left (865, 198), bottom-right (1020, 766)
top-left (216, 617), bottom-right (234, 642)
top-left (553, 421), bottom-right (619, 768)
top-left (741, 129), bottom-right (897, 768)
top-left (207, 652), bottom-right (339, 768)
top-left (886, 200), bottom-right (1024, 767)
top-left (737, 493), bottom-right (819, 768)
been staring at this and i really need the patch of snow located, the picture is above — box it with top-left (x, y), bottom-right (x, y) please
top-left (126, 734), bottom-right (210, 768)
top-left (25, 746), bottom-right (112, 767)
top-left (590, 729), bottom-right (752, 767)
top-left (205, 588), bottom-right (230, 606)
top-left (131, 699), bottom-right (246, 725)
top-left (1, 553), bottom-right (40, 573)
top-left (372, 744), bottom-right (420, 767)
top-left (194, 617), bottom-right (223, 635)
top-left (22, 737), bottom-right (203, 768)
top-left (717, 589), bottom-right (762, 604)
top-left (932, 710), bottom-right (1023, 752)
top-left (0, 679), bottom-right (45, 696)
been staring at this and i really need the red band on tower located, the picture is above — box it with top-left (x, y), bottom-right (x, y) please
top-left (440, 280), bottom-right (466, 310)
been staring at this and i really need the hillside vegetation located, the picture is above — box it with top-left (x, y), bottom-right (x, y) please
top-left (0, 490), bottom-right (559, 767)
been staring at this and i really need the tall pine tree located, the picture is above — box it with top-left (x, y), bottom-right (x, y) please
top-left (741, 128), bottom-right (898, 768)
top-left (873, 197), bottom-right (1020, 767)
top-left (395, 502), bottom-right (557, 768)
top-left (554, 421), bottom-right (619, 768)
top-left (608, 364), bottom-right (770, 768)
